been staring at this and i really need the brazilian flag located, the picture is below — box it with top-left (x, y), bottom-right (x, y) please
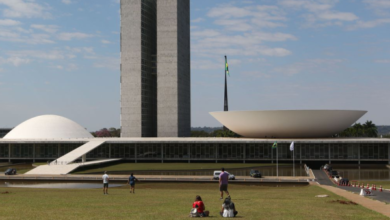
top-left (272, 141), bottom-right (277, 149)
top-left (225, 56), bottom-right (229, 76)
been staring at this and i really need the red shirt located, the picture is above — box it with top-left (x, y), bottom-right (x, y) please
top-left (192, 201), bottom-right (205, 213)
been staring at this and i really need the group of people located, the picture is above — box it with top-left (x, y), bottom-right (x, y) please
top-left (191, 168), bottom-right (238, 218)
top-left (102, 171), bottom-right (138, 195)
top-left (101, 167), bottom-right (238, 217)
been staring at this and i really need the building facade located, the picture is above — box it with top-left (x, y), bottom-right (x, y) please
top-left (1, 138), bottom-right (389, 164)
top-left (120, 0), bottom-right (190, 138)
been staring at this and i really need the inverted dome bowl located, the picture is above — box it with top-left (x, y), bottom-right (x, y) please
top-left (210, 110), bottom-right (367, 138)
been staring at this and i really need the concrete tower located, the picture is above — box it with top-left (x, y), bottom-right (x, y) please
top-left (120, 0), bottom-right (190, 137)
top-left (120, 0), bottom-right (157, 137)
top-left (157, 0), bottom-right (191, 137)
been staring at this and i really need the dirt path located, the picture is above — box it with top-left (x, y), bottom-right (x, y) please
top-left (318, 184), bottom-right (390, 218)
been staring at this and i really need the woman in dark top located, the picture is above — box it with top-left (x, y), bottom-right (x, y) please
top-left (127, 173), bottom-right (138, 193)
top-left (192, 195), bottom-right (209, 217)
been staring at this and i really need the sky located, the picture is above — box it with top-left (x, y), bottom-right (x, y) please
top-left (0, 0), bottom-right (389, 131)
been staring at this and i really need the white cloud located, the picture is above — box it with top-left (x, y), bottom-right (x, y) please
top-left (67, 63), bottom-right (78, 71)
top-left (278, 0), bottom-right (358, 27)
top-left (93, 57), bottom-right (119, 70)
top-left (273, 59), bottom-right (344, 76)
top-left (191, 29), bottom-right (220, 38)
top-left (0, 19), bottom-right (21, 26)
top-left (7, 50), bottom-right (69, 60)
top-left (348, 19), bottom-right (390, 30)
top-left (31, 24), bottom-right (58, 33)
top-left (260, 48), bottom-right (292, 57)
top-left (0, 56), bottom-right (30, 66)
top-left (208, 4), bottom-right (287, 31)
top-left (52, 65), bottom-right (63, 69)
top-left (57, 32), bottom-right (93, 41)
top-left (317, 11), bottom-right (358, 21)
top-left (101, 40), bottom-right (111, 44)
top-left (208, 6), bottom-right (252, 19)
top-left (192, 18), bottom-right (204, 23)
top-left (363, 0), bottom-right (390, 16)
top-left (0, 0), bottom-right (51, 18)
top-left (62, 0), bottom-right (72, 4)
top-left (375, 59), bottom-right (390, 63)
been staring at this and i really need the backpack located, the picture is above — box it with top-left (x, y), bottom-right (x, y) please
top-left (189, 208), bottom-right (199, 217)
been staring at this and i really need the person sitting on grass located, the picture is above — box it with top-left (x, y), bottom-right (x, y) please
top-left (220, 196), bottom-right (238, 217)
top-left (192, 195), bottom-right (209, 217)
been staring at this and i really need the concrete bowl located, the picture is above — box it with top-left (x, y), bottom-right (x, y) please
top-left (209, 110), bottom-right (367, 138)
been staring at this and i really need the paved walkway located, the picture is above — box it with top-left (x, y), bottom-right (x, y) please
top-left (0, 174), bottom-right (311, 183)
top-left (319, 185), bottom-right (390, 218)
top-left (313, 169), bottom-right (390, 218)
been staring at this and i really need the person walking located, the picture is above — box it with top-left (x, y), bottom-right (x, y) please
top-left (102, 171), bottom-right (109, 195)
top-left (219, 168), bottom-right (230, 199)
top-left (127, 173), bottom-right (138, 193)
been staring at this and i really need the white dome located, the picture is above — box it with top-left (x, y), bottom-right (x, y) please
top-left (4, 115), bottom-right (93, 139)
top-left (210, 110), bottom-right (367, 138)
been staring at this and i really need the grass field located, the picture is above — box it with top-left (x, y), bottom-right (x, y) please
top-left (0, 183), bottom-right (387, 220)
top-left (73, 163), bottom-right (284, 174)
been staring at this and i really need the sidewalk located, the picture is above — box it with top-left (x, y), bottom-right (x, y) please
top-left (318, 184), bottom-right (390, 218)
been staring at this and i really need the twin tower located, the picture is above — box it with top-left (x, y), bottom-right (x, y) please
top-left (120, 0), bottom-right (191, 137)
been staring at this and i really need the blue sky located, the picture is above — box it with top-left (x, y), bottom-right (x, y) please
top-left (0, 0), bottom-right (389, 131)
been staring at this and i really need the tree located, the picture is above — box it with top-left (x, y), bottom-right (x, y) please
top-left (337, 121), bottom-right (378, 137)
top-left (95, 128), bottom-right (112, 137)
top-left (210, 129), bottom-right (241, 138)
top-left (191, 130), bottom-right (210, 137)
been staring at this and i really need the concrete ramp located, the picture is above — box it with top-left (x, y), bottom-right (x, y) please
top-left (26, 164), bottom-right (79, 175)
top-left (26, 158), bottom-right (121, 175)
top-left (55, 140), bottom-right (106, 165)
top-left (25, 140), bottom-right (120, 175)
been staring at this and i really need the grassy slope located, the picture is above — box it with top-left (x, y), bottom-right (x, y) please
top-left (73, 163), bottom-right (284, 174)
top-left (0, 184), bottom-right (387, 220)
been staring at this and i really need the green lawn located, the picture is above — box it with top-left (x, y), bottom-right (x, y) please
top-left (0, 183), bottom-right (387, 220)
top-left (73, 162), bottom-right (285, 174)
top-left (354, 180), bottom-right (390, 190)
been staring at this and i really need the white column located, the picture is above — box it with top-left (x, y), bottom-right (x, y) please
top-left (243, 144), bottom-right (246, 163)
top-left (135, 144), bottom-right (137, 163)
top-left (358, 143), bottom-right (361, 165)
top-left (161, 144), bottom-right (164, 163)
top-left (188, 144), bottom-right (190, 163)
top-left (299, 144), bottom-right (302, 164)
top-left (215, 144), bottom-right (218, 163)
top-left (82, 154), bottom-right (86, 163)
top-left (33, 144), bottom-right (35, 163)
top-left (8, 143), bottom-right (11, 163)
top-left (388, 143), bottom-right (390, 165)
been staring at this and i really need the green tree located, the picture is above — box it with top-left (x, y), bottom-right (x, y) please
top-left (337, 120), bottom-right (378, 137)
top-left (191, 130), bottom-right (210, 137)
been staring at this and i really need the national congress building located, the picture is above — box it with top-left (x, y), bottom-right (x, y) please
top-left (0, 0), bottom-right (389, 175)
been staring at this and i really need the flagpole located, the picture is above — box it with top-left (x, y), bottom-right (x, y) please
top-left (293, 148), bottom-right (295, 177)
top-left (223, 55), bottom-right (228, 131)
top-left (277, 146), bottom-right (278, 177)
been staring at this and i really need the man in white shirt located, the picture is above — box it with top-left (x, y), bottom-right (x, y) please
top-left (102, 171), bottom-right (109, 195)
